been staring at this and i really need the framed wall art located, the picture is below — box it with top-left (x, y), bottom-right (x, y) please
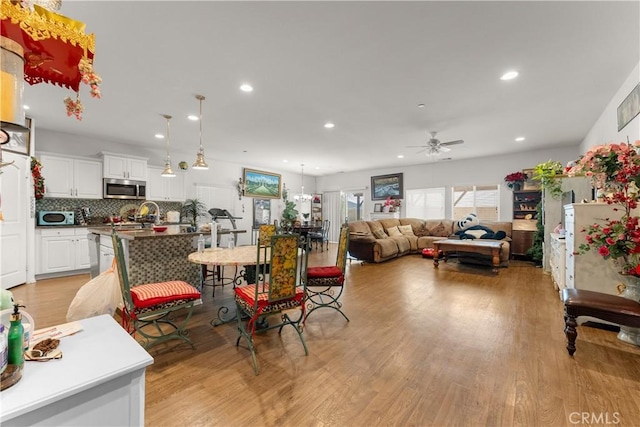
top-left (242, 168), bottom-right (282, 199)
top-left (371, 173), bottom-right (403, 200)
top-left (3, 117), bottom-right (31, 156)
top-left (617, 83), bottom-right (640, 132)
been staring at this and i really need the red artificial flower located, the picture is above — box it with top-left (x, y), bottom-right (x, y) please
top-left (598, 246), bottom-right (610, 257)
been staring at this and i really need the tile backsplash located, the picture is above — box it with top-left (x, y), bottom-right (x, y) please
top-left (36, 198), bottom-right (183, 222)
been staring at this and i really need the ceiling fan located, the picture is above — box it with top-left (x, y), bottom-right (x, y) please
top-left (407, 131), bottom-right (464, 156)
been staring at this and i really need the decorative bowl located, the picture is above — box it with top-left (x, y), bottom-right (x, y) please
top-left (152, 225), bottom-right (167, 232)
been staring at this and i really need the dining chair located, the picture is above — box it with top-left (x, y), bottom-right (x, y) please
top-left (234, 233), bottom-right (310, 375)
top-left (112, 232), bottom-right (202, 350)
top-left (310, 219), bottom-right (330, 251)
top-left (305, 223), bottom-right (350, 321)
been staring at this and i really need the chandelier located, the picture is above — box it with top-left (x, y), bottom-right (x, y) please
top-left (161, 114), bottom-right (175, 177)
top-left (192, 94), bottom-right (208, 170)
top-left (293, 164), bottom-right (312, 202)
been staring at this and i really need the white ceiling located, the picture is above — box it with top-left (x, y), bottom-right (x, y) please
top-left (22, 1), bottom-right (640, 176)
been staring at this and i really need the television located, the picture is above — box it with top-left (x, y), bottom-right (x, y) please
top-left (560, 190), bottom-right (575, 231)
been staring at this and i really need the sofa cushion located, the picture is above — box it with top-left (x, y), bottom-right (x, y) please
top-left (387, 226), bottom-right (402, 237)
top-left (389, 236), bottom-right (411, 254)
top-left (398, 224), bottom-right (415, 236)
top-left (372, 228), bottom-right (388, 239)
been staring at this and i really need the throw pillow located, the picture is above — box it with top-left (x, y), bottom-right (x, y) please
top-left (414, 224), bottom-right (430, 237)
top-left (386, 226), bottom-right (402, 237)
top-left (398, 224), bottom-right (415, 236)
top-left (429, 222), bottom-right (450, 237)
top-left (372, 228), bottom-right (388, 239)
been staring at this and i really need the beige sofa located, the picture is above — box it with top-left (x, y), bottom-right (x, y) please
top-left (347, 218), bottom-right (512, 266)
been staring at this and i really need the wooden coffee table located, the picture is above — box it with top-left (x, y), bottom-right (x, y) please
top-left (432, 239), bottom-right (504, 274)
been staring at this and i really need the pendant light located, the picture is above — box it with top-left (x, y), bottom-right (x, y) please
top-left (161, 114), bottom-right (176, 177)
top-left (294, 163), bottom-right (312, 201)
top-left (192, 94), bottom-right (209, 170)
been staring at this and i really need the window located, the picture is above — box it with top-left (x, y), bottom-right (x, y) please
top-left (452, 185), bottom-right (499, 220)
top-left (346, 191), bottom-right (364, 221)
top-left (406, 188), bottom-right (445, 219)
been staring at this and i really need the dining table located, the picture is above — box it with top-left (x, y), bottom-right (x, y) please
top-left (188, 245), bottom-right (263, 325)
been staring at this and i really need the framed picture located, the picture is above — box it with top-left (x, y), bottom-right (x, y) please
top-left (374, 203), bottom-right (382, 212)
top-left (253, 198), bottom-right (271, 227)
top-left (522, 168), bottom-right (540, 190)
top-left (242, 168), bottom-right (282, 199)
top-left (371, 173), bottom-right (403, 200)
top-left (617, 83), bottom-right (640, 132)
top-left (3, 117), bottom-right (31, 156)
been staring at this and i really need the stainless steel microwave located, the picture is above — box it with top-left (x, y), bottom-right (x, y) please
top-left (38, 211), bottom-right (75, 226)
top-left (103, 178), bottom-right (146, 200)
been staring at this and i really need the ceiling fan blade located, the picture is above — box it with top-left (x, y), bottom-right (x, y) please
top-left (415, 148), bottom-right (427, 155)
top-left (440, 139), bottom-right (464, 146)
top-left (439, 146), bottom-right (452, 153)
top-left (405, 145), bottom-right (428, 148)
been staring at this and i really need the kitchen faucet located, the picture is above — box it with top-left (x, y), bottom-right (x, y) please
top-left (135, 201), bottom-right (161, 227)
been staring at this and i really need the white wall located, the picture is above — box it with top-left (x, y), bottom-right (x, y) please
top-left (581, 61), bottom-right (640, 152)
top-left (317, 145), bottom-right (579, 221)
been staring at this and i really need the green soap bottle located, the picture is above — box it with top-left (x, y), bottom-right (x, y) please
top-left (8, 304), bottom-right (24, 367)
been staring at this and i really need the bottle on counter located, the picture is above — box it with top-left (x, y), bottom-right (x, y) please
top-left (8, 304), bottom-right (24, 367)
top-left (197, 234), bottom-right (205, 253)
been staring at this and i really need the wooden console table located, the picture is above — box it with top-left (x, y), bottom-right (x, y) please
top-left (432, 239), bottom-right (503, 274)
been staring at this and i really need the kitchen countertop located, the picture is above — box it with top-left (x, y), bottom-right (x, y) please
top-left (87, 226), bottom-right (246, 240)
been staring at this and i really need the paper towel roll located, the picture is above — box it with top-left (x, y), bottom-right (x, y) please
top-left (210, 223), bottom-right (217, 247)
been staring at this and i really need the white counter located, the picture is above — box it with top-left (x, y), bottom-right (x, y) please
top-left (0, 315), bottom-right (154, 426)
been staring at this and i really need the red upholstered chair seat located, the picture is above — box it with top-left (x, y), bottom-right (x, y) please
top-left (130, 281), bottom-right (201, 309)
top-left (308, 266), bottom-right (343, 279)
top-left (234, 283), bottom-right (304, 317)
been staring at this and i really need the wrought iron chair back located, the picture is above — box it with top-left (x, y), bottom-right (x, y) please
top-left (234, 233), bottom-right (310, 374)
top-left (111, 232), bottom-right (201, 350)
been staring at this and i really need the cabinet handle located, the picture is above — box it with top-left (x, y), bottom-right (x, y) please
top-left (75, 189), bottom-right (78, 196)
top-left (70, 188), bottom-right (73, 196)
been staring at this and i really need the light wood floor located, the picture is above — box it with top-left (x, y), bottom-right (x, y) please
top-left (12, 246), bottom-right (640, 427)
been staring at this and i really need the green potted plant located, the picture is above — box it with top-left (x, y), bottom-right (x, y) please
top-left (527, 201), bottom-right (544, 266)
top-left (281, 187), bottom-right (298, 229)
top-left (181, 198), bottom-right (207, 228)
top-left (532, 160), bottom-right (564, 199)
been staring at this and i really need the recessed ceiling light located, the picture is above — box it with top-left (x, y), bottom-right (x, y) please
top-left (397, 154), bottom-right (404, 159)
top-left (315, 166), bottom-right (320, 170)
top-left (282, 159), bottom-right (288, 163)
top-left (417, 104), bottom-right (425, 108)
top-left (324, 122), bottom-right (335, 129)
top-left (23, 105), bottom-right (30, 110)
top-left (187, 115), bottom-right (198, 121)
top-left (240, 84), bottom-right (253, 92)
top-left (155, 133), bottom-right (164, 139)
top-left (500, 71), bottom-right (518, 80)
top-left (515, 137), bottom-right (525, 142)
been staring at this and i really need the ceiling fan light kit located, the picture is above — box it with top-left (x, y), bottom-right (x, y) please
top-left (406, 131), bottom-right (465, 156)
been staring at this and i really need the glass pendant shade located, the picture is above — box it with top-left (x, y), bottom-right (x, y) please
top-left (192, 94), bottom-right (209, 170)
top-left (161, 114), bottom-right (176, 177)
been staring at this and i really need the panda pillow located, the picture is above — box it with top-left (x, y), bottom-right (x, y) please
top-left (457, 213), bottom-right (479, 230)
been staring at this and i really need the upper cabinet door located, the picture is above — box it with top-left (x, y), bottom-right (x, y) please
top-left (74, 159), bottom-right (102, 199)
top-left (103, 155), bottom-right (147, 180)
top-left (40, 155), bottom-right (74, 198)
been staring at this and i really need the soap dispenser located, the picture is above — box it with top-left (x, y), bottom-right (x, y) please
top-left (8, 303), bottom-right (25, 367)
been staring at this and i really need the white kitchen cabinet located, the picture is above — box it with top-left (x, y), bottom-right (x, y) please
top-left (564, 203), bottom-right (623, 295)
top-left (549, 233), bottom-right (566, 297)
top-left (39, 228), bottom-right (90, 275)
top-left (102, 153), bottom-right (147, 181)
top-left (146, 166), bottom-right (185, 202)
top-left (39, 155), bottom-right (102, 199)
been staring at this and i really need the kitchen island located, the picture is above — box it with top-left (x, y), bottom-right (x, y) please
top-left (88, 226), bottom-right (246, 288)
top-left (88, 226), bottom-right (202, 288)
